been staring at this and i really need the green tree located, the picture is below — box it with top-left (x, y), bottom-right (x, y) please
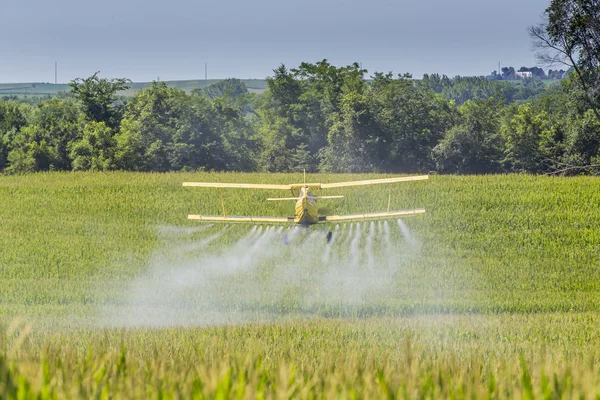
top-left (259, 61), bottom-right (369, 171)
top-left (6, 98), bottom-right (80, 173)
top-left (113, 82), bottom-right (188, 171)
top-left (501, 104), bottom-right (554, 172)
top-left (433, 99), bottom-right (505, 174)
top-left (201, 78), bottom-right (248, 100)
top-left (371, 72), bottom-right (456, 172)
top-left (69, 72), bottom-right (130, 129)
top-left (6, 125), bottom-right (54, 173)
top-left (292, 60), bottom-right (367, 160)
top-left (257, 107), bottom-right (312, 172)
top-left (198, 78), bottom-right (258, 116)
top-left (266, 64), bottom-right (303, 118)
top-left (0, 101), bottom-right (28, 171)
top-left (113, 82), bottom-right (228, 172)
top-left (69, 121), bottom-right (115, 171)
top-left (420, 75), bottom-right (545, 105)
top-left (502, 67), bottom-right (516, 80)
top-left (209, 96), bottom-right (257, 171)
top-left (562, 109), bottom-right (600, 168)
top-left (529, 0), bottom-right (600, 120)
top-left (319, 91), bottom-right (383, 172)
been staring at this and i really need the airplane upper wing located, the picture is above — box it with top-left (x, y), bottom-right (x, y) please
top-left (188, 214), bottom-right (294, 223)
top-left (321, 208), bottom-right (425, 222)
top-left (183, 182), bottom-right (292, 190)
top-left (320, 175), bottom-right (428, 189)
top-left (183, 175), bottom-right (428, 190)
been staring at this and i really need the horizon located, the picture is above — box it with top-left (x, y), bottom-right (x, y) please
top-left (0, 63), bottom-right (558, 86)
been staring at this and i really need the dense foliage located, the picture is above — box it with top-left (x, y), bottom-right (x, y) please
top-left (0, 62), bottom-right (596, 175)
top-left (530, 0), bottom-right (600, 120)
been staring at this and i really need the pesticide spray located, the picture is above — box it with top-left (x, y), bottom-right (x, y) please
top-left (101, 219), bottom-right (424, 327)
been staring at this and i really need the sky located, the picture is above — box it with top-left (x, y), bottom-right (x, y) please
top-left (0, 0), bottom-right (550, 83)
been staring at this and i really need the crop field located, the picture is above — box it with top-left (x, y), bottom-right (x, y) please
top-left (1, 172), bottom-right (600, 398)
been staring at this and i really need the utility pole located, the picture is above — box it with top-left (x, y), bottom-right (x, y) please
top-left (55, 61), bottom-right (57, 84)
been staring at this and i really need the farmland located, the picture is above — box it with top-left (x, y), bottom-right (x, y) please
top-left (0, 79), bottom-right (269, 100)
top-left (2, 172), bottom-right (600, 398)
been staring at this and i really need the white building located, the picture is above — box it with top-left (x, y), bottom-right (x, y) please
top-left (515, 71), bottom-right (533, 79)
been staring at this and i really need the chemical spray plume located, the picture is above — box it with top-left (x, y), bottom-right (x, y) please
top-left (99, 220), bottom-right (424, 328)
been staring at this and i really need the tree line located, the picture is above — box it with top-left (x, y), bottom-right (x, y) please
top-left (0, 0), bottom-right (598, 175)
top-left (486, 66), bottom-right (568, 80)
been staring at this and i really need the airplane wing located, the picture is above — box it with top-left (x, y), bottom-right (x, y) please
top-left (184, 175), bottom-right (428, 190)
top-left (183, 182), bottom-right (292, 190)
top-left (320, 175), bottom-right (428, 189)
top-left (188, 215), bottom-right (294, 223)
top-left (320, 208), bottom-right (425, 222)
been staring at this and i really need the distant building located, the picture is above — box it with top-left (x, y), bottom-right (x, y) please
top-left (515, 71), bottom-right (533, 79)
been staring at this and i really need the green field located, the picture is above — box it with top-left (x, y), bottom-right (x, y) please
top-left (0, 79), bottom-right (268, 99)
top-left (1, 172), bottom-right (600, 398)
top-left (0, 78), bottom-right (559, 100)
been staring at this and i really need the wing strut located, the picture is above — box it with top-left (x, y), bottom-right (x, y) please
top-left (219, 189), bottom-right (227, 218)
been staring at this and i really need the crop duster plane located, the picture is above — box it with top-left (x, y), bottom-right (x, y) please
top-left (183, 174), bottom-right (428, 225)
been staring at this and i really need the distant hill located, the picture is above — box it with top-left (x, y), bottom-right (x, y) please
top-left (0, 77), bottom-right (558, 101)
top-left (0, 79), bottom-right (268, 99)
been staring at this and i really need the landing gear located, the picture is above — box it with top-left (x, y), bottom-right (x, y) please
top-left (326, 231), bottom-right (333, 244)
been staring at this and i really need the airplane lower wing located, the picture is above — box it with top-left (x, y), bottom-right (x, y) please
top-left (183, 182), bottom-right (292, 190)
top-left (188, 209), bottom-right (425, 224)
top-left (320, 208), bottom-right (425, 222)
top-left (188, 215), bottom-right (294, 223)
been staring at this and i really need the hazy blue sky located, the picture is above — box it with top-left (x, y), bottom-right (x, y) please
top-left (0, 0), bottom-right (550, 83)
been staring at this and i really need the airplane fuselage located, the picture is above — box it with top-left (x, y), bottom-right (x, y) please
top-left (294, 186), bottom-right (320, 224)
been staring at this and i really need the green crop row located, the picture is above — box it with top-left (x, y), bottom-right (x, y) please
top-left (3, 315), bottom-right (600, 398)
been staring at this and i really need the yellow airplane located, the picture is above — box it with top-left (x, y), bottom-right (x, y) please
top-left (183, 173), bottom-right (428, 225)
